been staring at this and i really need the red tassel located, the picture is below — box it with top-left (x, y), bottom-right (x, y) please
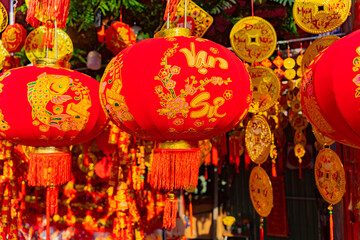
top-left (205, 165), bottom-right (208, 180)
top-left (329, 205), bottom-right (334, 240)
top-left (272, 160), bottom-right (277, 177)
top-left (299, 162), bottom-right (302, 180)
top-left (189, 194), bottom-right (193, 238)
top-left (260, 217), bottom-right (264, 240)
top-left (236, 156), bottom-right (240, 174)
top-left (163, 191), bottom-right (178, 229)
top-left (245, 150), bottom-right (250, 171)
top-left (212, 141), bottom-right (218, 166)
top-left (46, 187), bottom-right (51, 240)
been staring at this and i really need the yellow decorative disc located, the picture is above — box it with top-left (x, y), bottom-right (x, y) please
top-left (284, 58), bottom-right (296, 69)
top-left (160, 0), bottom-right (213, 37)
top-left (285, 69), bottom-right (296, 80)
top-left (301, 35), bottom-right (339, 73)
top-left (297, 68), bottom-right (303, 78)
top-left (312, 127), bottom-right (335, 146)
top-left (0, 2), bottom-right (8, 33)
top-left (25, 26), bottom-right (73, 64)
top-left (249, 166), bottom-right (273, 217)
top-left (245, 115), bottom-right (272, 164)
top-left (314, 148), bottom-right (346, 205)
top-left (293, 0), bottom-right (351, 34)
top-left (0, 40), bottom-right (9, 71)
top-left (248, 66), bottom-right (281, 113)
top-left (230, 16), bottom-right (277, 63)
top-left (296, 55), bottom-right (303, 66)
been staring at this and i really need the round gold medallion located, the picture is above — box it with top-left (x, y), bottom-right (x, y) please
top-left (230, 16), bottom-right (277, 63)
top-left (312, 127), bottom-right (335, 146)
top-left (293, 0), bottom-right (351, 34)
top-left (285, 69), bottom-right (296, 80)
top-left (314, 148), bottom-right (346, 205)
top-left (301, 35), bottom-right (339, 73)
top-left (284, 58), bottom-right (296, 69)
top-left (249, 166), bottom-right (273, 217)
top-left (0, 2), bottom-right (8, 33)
top-left (296, 55), bottom-right (303, 66)
top-left (0, 40), bottom-right (9, 71)
top-left (25, 26), bottom-right (73, 64)
top-left (245, 115), bottom-right (272, 164)
top-left (247, 66), bottom-right (281, 113)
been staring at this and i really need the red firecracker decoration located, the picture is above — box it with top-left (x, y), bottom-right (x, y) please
top-left (100, 29), bottom-right (252, 229)
top-left (300, 29), bottom-right (360, 148)
top-left (1, 23), bottom-right (27, 53)
top-left (0, 62), bottom-right (107, 240)
top-left (105, 21), bottom-right (136, 55)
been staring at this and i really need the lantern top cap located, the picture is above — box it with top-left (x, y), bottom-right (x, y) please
top-left (154, 27), bottom-right (192, 38)
top-left (34, 146), bottom-right (70, 154)
top-left (35, 58), bottom-right (71, 68)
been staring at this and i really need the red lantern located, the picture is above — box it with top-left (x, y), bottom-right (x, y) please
top-left (1, 23), bottom-right (27, 53)
top-left (100, 29), bottom-right (252, 228)
top-left (0, 61), bottom-right (107, 240)
top-left (105, 21), bottom-right (136, 55)
top-left (300, 30), bottom-right (360, 148)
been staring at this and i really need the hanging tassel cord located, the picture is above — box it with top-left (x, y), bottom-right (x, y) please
top-left (329, 205), bottom-right (334, 240)
top-left (163, 191), bottom-right (178, 230)
top-left (260, 217), bottom-right (264, 240)
top-left (189, 193), bottom-right (193, 238)
top-left (298, 158), bottom-right (302, 179)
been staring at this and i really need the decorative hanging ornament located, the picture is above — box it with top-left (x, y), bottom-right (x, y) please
top-left (1, 23), bottom-right (27, 53)
top-left (249, 166), bottom-right (273, 217)
top-left (160, 0), bottom-right (213, 37)
top-left (300, 30), bottom-right (360, 148)
top-left (312, 127), bottom-right (335, 146)
top-left (0, 40), bottom-right (9, 71)
top-left (245, 115), bottom-right (272, 164)
top-left (293, 0), bottom-right (351, 34)
top-left (230, 16), bottom-right (277, 63)
top-left (0, 2), bottom-right (8, 33)
top-left (301, 35), bottom-right (339, 74)
top-left (314, 148), bottom-right (345, 240)
top-left (25, 26), bottom-right (73, 65)
top-left (247, 66), bottom-right (281, 114)
top-left (87, 50), bottom-right (102, 70)
top-left (105, 21), bottom-right (136, 55)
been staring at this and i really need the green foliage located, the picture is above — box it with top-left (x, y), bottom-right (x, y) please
top-left (270, 0), bottom-right (295, 6)
top-left (278, 6), bottom-right (298, 36)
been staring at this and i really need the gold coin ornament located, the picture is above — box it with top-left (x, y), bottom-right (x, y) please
top-left (285, 69), bottom-right (296, 80)
top-left (284, 57), bottom-right (296, 69)
top-left (161, 0), bottom-right (213, 37)
top-left (0, 2), bottom-right (8, 33)
top-left (314, 148), bottom-right (346, 205)
top-left (248, 66), bottom-right (281, 113)
top-left (249, 166), bottom-right (273, 217)
top-left (296, 54), bottom-right (303, 66)
top-left (301, 35), bottom-right (339, 73)
top-left (230, 16), bottom-right (277, 63)
top-left (313, 127), bottom-right (335, 146)
top-left (25, 26), bottom-right (73, 63)
top-left (0, 40), bottom-right (9, 71)
top-left (293, 0), bottom-right (351, 34)
top-left (245, 115), bottom-right (272, 164)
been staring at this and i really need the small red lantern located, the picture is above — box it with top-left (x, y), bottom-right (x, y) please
top-left (1, 23), bottom-right (27, 53)
top-left (0, 60), bottom-right (107, 240)
top-left (105, 21), bottom-right (136, 55)
top-left (100, 29), bottom-right (252, 228)
top-left (300, 30), bottom-right (360, 148)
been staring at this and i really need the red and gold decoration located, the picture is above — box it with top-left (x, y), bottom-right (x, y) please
top-left (301, 35), bottom-right (339, 74)
top-left (25, 0), bottom-right (71, 29)
top-left (313, 127), bottom-right (335, 150)
top-left (0, 62), bottom-right (107, 240)
top-left (160, 0), bottom-right (214, 37)
top-left (0, 2), bottom-right (7, 33)
top-left (1, 23), bottom-right (26, 53)
top-left (249, 166), bottom-right (273, 240)
top-left (105, 21), bottom-right (137, 55)
top-left (230, 16), bottom-right (277, 63)
top-left (0, 41), bottom-right (9, 71)
top-left (314, 148), bottom-right (346, 240)
top-left (25, 26), bottom-right (73, 65)
top-left (300, 30), bottom-right (360, 148)
top-left (293, 0), bottom-right (351, 34)
top-left (100, 30), bottom-right (252, 228)
top-left (247, 66), bottom-right (281, 114)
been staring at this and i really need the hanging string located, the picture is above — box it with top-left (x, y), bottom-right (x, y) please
top-left (184, 0), bottom-right (188, 29)
top-left (300, 42), bottom-right (303, 55)
top-left (120, 0), bottom-right (123, 22)
top-left (55, 19), bottom-right (58, 60)
top-left (251, 0), bottom-right (254, 17)
top-left (287, 44), bottom-right (290, 58)
top-left (189, 193), bottom-right (193, 238)
top-left (260, 217), bottom-right (264, 240)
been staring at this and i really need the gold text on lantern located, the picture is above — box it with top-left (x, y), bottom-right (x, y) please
top-left (190, 92), bottom-right (226, 119)
top-left (179, 42), bottom-right (228, 75)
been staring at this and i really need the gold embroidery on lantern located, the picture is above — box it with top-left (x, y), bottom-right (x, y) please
top-left (180, 42), bottom-right (228, 74)
top-left (27, 72), bottom-right (91, 132)
top-left (189, 92), bottom-right (226, 119)
top-left (352, 73), bottom-right (360, 98)
top-left (303, 95), bottom-right (334, 133)
top-left (0, 109), bottom-right (9, 131)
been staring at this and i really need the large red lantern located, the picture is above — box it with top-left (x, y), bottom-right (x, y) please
top-left (300, 30), bottom-right (360, 148)
top-left (100, 29), bottom-right (252, 228)
top-left (105, 21), bottom-right (136, 55)
top-left (1, 23), bottom-right (27, 53)
top-left (0, 61), bottom-right (107, 239)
